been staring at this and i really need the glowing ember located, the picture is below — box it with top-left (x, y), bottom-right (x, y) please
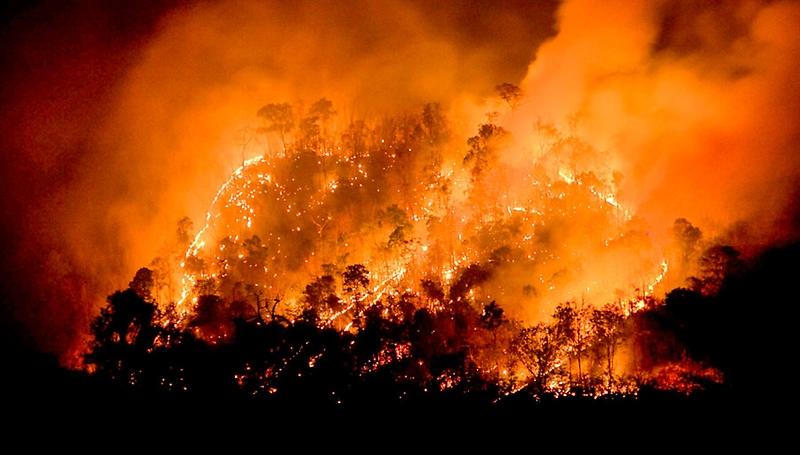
top-left (10, 0), bottom-right (790, 405)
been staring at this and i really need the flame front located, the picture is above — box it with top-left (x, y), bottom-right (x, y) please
top-left (172, 106), bottom-right (668, 341)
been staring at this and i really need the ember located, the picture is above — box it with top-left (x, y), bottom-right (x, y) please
top-left (2, 0), bottom-right (798, 409)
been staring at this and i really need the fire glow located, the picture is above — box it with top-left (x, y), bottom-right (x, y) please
top-left (150, 89), bottom-right (679, 397)
top-left (4, 0), bottom-right (798, 403)
top-left (175, 110), bottom-right (668, 321)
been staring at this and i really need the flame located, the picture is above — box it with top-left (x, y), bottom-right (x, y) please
top-left (178, 156), bottom-right (271, 312)
top-left (173, 110), bottom-right (671, 332)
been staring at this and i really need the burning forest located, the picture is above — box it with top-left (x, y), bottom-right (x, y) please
top-left (1, 0), bottom-right (799, 412)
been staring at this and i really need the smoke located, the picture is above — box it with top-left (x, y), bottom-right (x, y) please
top-left (3, 0), bottom-right (799, 363)
top-left (504, 0), bottom-right (800, 246)
top-left (0, 0), bottom-right (557, 361)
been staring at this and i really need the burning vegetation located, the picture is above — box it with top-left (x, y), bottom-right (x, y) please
top-left (84, 94), bottom-right (740, 404)
top-left (3, 0), bottom-right (799, 410)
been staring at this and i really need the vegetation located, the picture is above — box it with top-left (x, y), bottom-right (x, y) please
top-left (38, 92), bottom-right (784, 409)
top-left (78, 241), bottom-right (760, 407)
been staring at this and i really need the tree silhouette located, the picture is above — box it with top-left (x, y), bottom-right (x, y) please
top-left (176, 216), bottom-right (193, 247)
top-left (512, 323), bottom-right (560, 394)
top-left (86, 288), bottom-right (158, 384)
top-left (449, 264), bottom-right (492, 302)
top-left (129, 267), bottom-right (155, 302)
top-left (480, 301), bottom-right (505, 331)
top-left (690, 244), bottom-right (742, 295)
top-left (421, 278), bottom-right (445, 304)
top-left (299, 115), bottom-right (322, 149)
top-left (464, 123), bottom-right (507, 182)
top-left (343, 264), bottom-right (370, 294)
top-left (257, 102), bottom-right (294, 151)
top-left (553, 301), bottom-right (592, 387)
top-left (303, 274), bottom-right (341, 315)
top-left (673, 218), bottom-right (702, 264)
top-left (591, 304), bottom-right (625, 387)
top-left (92, 289), bottom-right (156, 348)
top-left (191, 294), bottom-right (230, 342)
top-left (421, 102), bottom-right (448, 145)
top-left (298, 99), bottom-right (335, 151)
top-left (310, 98), bottom-right (335, 121)
top-left (495, 82), bottom-right (522, 109)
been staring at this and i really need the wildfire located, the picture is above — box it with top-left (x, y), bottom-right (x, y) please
top-left (178, 155), bottom-right (271, 312)
top-left (9, 0), bottom-right (789, 405)
top-left (167, 99), bottom-right (673, 351)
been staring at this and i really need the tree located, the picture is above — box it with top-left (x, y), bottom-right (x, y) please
top-left (690, 244), bottom-right (742, 295)
top-left (129, 267), bottom-right (155, 302)
top-left (552, 302), bottom-right (576, 379)
top-left (480, 301), bottom-right (506, 354)
top-left (673, 218), bottom-right (702, 264)
top-left (421, 102), bottom-right (448, 144)
top-left (496, 82), bottom-right (522, 110)
top-left (448, 264), bottom-right (492, 302)
top-left (176, 216), bottom-right (194, 248)
top-left (343, 264), bottom-right (370, 294)
top-left (303, 274), bottom-right (341, 314)
top-left (299, 115), bottom-right (322, 149)
top-left (512, 323), bottom-right (560, 394)
top-left (245, 283), bottom-right (266, 322)
top-left (86, 285), bottom-right (159, 382)
top-left (257, 102), bottom-right (294, 150)
top-left (420, 278), bottom-right (445, 303)
top-left (309, 98), bottom-right (335, 123)
top-left (464, 123), bottom-right (508, 182)
top-left (91, 289), bottom-right (157, 348)
top-left (292, 98), bottom-right (336, 153)
top-left (591, 304), bottom-right (625, 387)
top-left (190, 294), bottom-right (229, 341)
top-left (142, 216), bottom-right (193, 303)
top-left (148, 257), bottom-right (171, 306)
top-left (378, 205), bottom-right (412, 249)
top-left (480, 301), bottom-right (505, 331)
top-left (553, 301), bottom-right (592, 386)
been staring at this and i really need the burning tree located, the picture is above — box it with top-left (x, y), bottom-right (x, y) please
top-left (80, 93), bottom-right (730, 405)
top-left (591, 303), bottom-right (625, 387)
top-left (512, 323), bottom-right (562, 394)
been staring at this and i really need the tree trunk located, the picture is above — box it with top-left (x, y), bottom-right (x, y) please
top-left (271, 297), bottom-right (280, 322)
top-left (567, 356), bottom-right (573, 383)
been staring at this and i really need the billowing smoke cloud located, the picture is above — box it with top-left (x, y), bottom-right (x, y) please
top-left (504, 0), bottom-right (800, 247)
top-left (3, 0), bottom-right (799, 364)
top-left (0, 0), bottom-right (557, 362)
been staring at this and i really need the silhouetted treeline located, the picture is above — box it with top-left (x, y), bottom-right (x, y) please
top-left (73, 240), bottom-right (798, 408)
top-left (2, 239), bottom-right (793, 420)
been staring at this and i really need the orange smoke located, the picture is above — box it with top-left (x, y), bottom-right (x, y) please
top-left (505, 0), bottom-right (800, 246)
top-left (0, 0), bottom-right (557, 362)
top-left (2, 0), bottom-right (799, 365)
